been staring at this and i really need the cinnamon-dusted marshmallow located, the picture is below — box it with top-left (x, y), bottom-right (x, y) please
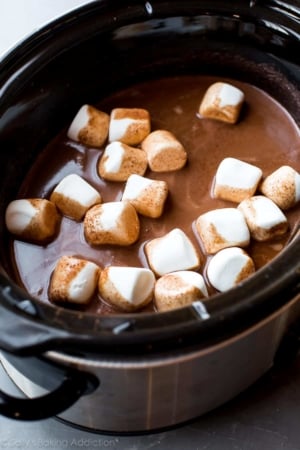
top-left (98, 141), bottom-right (148, 182)
top-left (195, 208), bottom-right (250, 254)
top-left (50, 173), bottom-right (101, 221)
top-left (154, 271), bottom-right (208, 312)
top-left (5, 198), bottom-right (60, 243)
top-left (238, 195), bottom-right (288, 241)
top-left (108, 108), bottom-right (151, 145)
top-left (207, 247), bottom-right (255, 292)
top-left (122, 174), bottom-right (168, 218)
top-left (145, 228), bottom-right (200, 276)
top-left (213, 157), bottom-right (262, 202)
top-left (84, 201), bottom-right (140, 245)
top-left (49, 256), bottom-right (100, 305)
top-left (98, 266), bottom-right (155, 312)
top-left (199, 82), bottom-right (245, 124)
top-left (260, 165), bottom-right (300, 210)
top-left (141, 130), bottom-right (187, 172)
top-left (67, 104), bottom-right (109, 147)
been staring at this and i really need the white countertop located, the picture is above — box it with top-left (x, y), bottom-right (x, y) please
top-left (0, 0), bottom-right (94, 59)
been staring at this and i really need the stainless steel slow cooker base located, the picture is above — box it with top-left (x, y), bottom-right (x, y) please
top-left (2, 293), bottom-right (300, 433)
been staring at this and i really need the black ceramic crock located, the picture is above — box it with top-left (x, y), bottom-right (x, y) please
top-left (0, 0), bottom-right (299, 433)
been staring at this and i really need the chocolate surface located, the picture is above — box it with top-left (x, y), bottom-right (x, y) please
top-left (9, 75), bottom-right (300, 315)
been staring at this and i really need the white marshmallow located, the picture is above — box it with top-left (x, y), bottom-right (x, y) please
top-left (5, 198), bottom-right (60, 243)
top-left (199, 82), bottom-right (245, 124)
top-left (195, 207), bottom-right (250, 254)
top-left (109, 108), bottom-right (151, 145)
top-left (213, 157), bottom-right (263, 202)
top-left (207, 247), bottom-right (255, 292)
top-left (6, 200), bottom-right (36, 233)
top-left (67, 104), bottom-right (109, 147)
top-left (122, 174), bottom-right (168, 218)
top-left (49, 256), bottom-right (100, 304)
top-left (154, 271), bottom-right (208, 312)
top-left (141, 129), bottom-right (187, 172)
top-left (260, 165), bottom-right (300, 210)
top-left (84, 201), bottom-right (140, 245)
top-left (102, 141), bottom-right (123, 173)
top-left (50, 173), bottom-right (101, 221)
top-left (219, 83), bottom-right (244, 108)
top-left (98, 141), bottom-right (148, 181)
top-left (238, 195), bottom-right (289, 241)
top-left (145, 228), bottom-right (200, 276)
top-left (98, 266), bottom-right (155, 311)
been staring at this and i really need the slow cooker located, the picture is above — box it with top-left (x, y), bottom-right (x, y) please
top-left (0, 0), bottom-right (299, 433)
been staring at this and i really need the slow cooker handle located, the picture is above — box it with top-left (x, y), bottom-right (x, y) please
top-left (0, 369), bottom-right (92, 421)
top-left (0, 278), bottom-right (99, 421)
top-left (0, 277), bottom-right (92, 356)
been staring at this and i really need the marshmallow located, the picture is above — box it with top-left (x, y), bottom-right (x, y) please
top-left (84, 201), bottom-right (140, 245)
top-left (108, 108), bottom-right (151, 145)
top-left (67, 104), bottom-right (109, 147)
top-left (195, 208), bottom-right (250, 254)
top-left (5, 198), bottom-right (60, 243)
top-left (199, 82), bottom-right (245, 124)
top-left (154, 271), bottom-right (208, 312)
top-left (260, 165), bottom-right (300, 210)
top-left (213, 157), bottom-right (263, 202)
top-left (141, 130), bottom-right (187, 172)
top-left (98, 141), bottom-right (148, 182)
top-left (207, 247), bottom-right (255, 292)
top-left (98, 266), bottom-right (155, 312)
top-left (49, 255), bottom-right (100, 305)
top-left (50, 173), bottom-right (102, 221)
top-left (122, 174), bottom-right (168, 218)
top-left (145, 228), bottom-right (200, 276)
top-left (238, 195), bottom-right (289, 241)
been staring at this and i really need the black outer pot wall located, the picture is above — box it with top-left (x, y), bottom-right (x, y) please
top-left (0, 0), bottom-right (300, 429)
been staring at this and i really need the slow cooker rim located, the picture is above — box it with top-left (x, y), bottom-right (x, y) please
top-left (0, 0), bottom-right (299, 355)
top-left (1, 0), bottom-right (300, 70)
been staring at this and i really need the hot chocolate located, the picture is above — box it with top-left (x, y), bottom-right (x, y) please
top-left (7, 75), bottom-right (300, 314)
